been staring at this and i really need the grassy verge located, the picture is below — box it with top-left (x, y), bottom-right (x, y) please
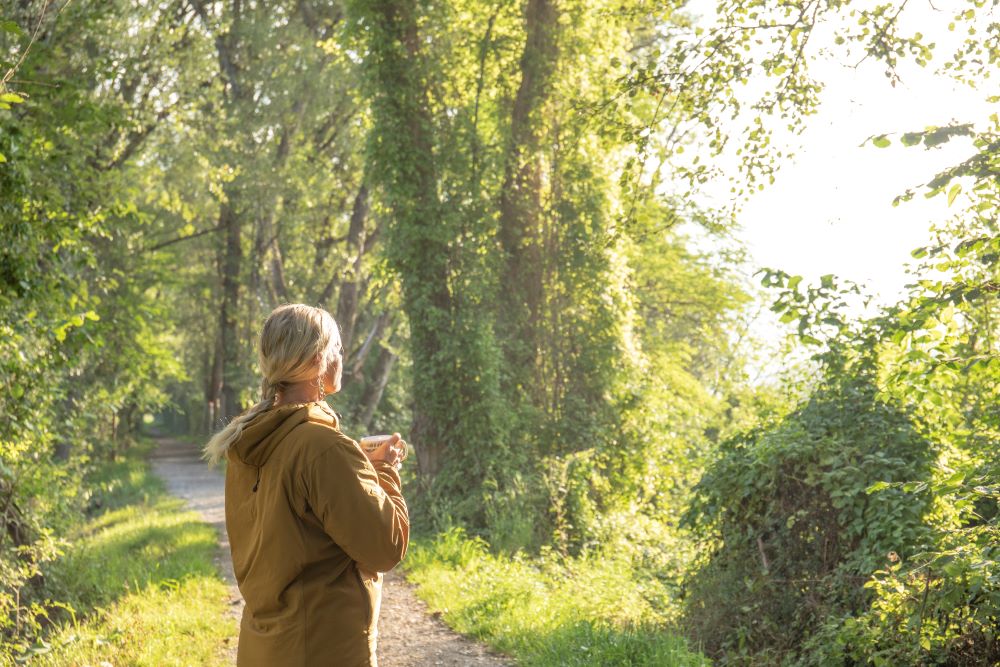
top-left (402, 528), bottom-right (710, 666)
top-left (11, 441), bottom-right (236, 666)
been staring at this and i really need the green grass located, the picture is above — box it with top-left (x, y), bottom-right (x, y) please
top-left (402, 528), bottom-right (710, 666)
top-left (8, 443), bottom-right (237, 666)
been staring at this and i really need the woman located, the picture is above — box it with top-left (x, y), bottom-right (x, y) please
top-left (204, 303), bottom-right (409, 667)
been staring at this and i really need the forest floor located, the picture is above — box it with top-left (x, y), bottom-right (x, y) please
top-left (149, 437), bottom-right (512, 666)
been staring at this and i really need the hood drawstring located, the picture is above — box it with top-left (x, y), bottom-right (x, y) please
top-left (252, 466), bottom-right (261, 493)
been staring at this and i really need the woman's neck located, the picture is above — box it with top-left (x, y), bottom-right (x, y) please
top-left (273, 380), bottom-right (323, 407)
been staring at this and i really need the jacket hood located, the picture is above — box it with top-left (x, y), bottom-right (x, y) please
top-left (229, 401), bottom-right (338, 468)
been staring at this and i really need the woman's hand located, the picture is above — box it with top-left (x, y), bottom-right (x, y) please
top-left (364, 432), bottom-right (407, 469)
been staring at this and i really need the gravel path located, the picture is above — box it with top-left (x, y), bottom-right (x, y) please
top-left (149, 437), bottom-right (512, 666)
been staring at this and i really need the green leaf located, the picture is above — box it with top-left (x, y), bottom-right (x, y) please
top-left (0, 92), bottom-right (24, 104)
top-left (0, 20), bottom-right (22, 35)
top-left (872, 135), bottom-right (891, 148)
top-left (945, 470), bottom-right (965, 486)
top-left (866, 481), bottom-right (891, 494)
top-left (947, 183), bottom-right (961, 206)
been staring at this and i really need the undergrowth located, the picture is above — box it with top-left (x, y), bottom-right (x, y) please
top-left (4, 441), bottom-right (236, 666)
top-left (403, 527), bottom-right (710, 666)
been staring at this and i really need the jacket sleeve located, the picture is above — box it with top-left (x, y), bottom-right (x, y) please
top-left (301, 430), bottom-right (409, 573)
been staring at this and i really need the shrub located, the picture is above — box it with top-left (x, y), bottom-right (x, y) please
top-left (681, 371), bottom-right (936, 663)
top-left (811, 462), bottom-right (1000, 666)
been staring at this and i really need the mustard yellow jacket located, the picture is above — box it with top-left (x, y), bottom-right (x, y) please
top-left (224, 401), bottom-right (409, 666)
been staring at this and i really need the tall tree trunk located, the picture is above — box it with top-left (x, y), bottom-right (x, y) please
top-left (346, 310), bottom-right (391, 382)
top-left (350, 0), bottom-right (504, 484)
top-left (206, 331), bottom-right (222, 433)
top-left (498, 0), bottom-right (559, 398)
top-left (335, 184), bottom-right (369, 351)
top-left (256, 114), bottom-right (299, 307)
top-left (218, 200), bottom-right (242, 422)
top-left (192, 0), bottom-right (250, 425)
top-left (53, 392), bottom-right (77, 461)
top-left (355, 343), bottom-right (397, 431)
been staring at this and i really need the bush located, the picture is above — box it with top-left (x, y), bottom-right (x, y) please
top-left (810, 462), bottom-right (1000, 666)
top-left (681, 372), bottom-right (936, 663)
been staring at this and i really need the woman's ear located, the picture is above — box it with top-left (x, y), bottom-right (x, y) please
top-left (322, 352), bottom-right (343, 394)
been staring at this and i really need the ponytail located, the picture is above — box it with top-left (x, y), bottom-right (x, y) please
top-left (203, 379), bottom-right (277, 465)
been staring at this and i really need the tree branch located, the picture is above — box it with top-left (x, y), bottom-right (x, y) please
top-left (140, 223), bottom-right (226, 254)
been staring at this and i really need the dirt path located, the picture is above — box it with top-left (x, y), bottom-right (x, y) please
top-left (149, 437), bottom-right (512, 666)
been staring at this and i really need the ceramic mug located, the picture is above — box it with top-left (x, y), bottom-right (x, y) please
top-left (359, 434), bottom-right (408, 463)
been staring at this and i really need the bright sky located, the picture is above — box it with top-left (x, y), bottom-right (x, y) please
top-left (677, 3), bottom-right (997, 372)
top-left (677, 1), bottom-right (996, 305)
top-left (734, 55), bottom-right (991, 306)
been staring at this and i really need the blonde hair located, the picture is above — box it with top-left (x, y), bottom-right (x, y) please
top-left (203, 304), bottom-right (343, 465)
